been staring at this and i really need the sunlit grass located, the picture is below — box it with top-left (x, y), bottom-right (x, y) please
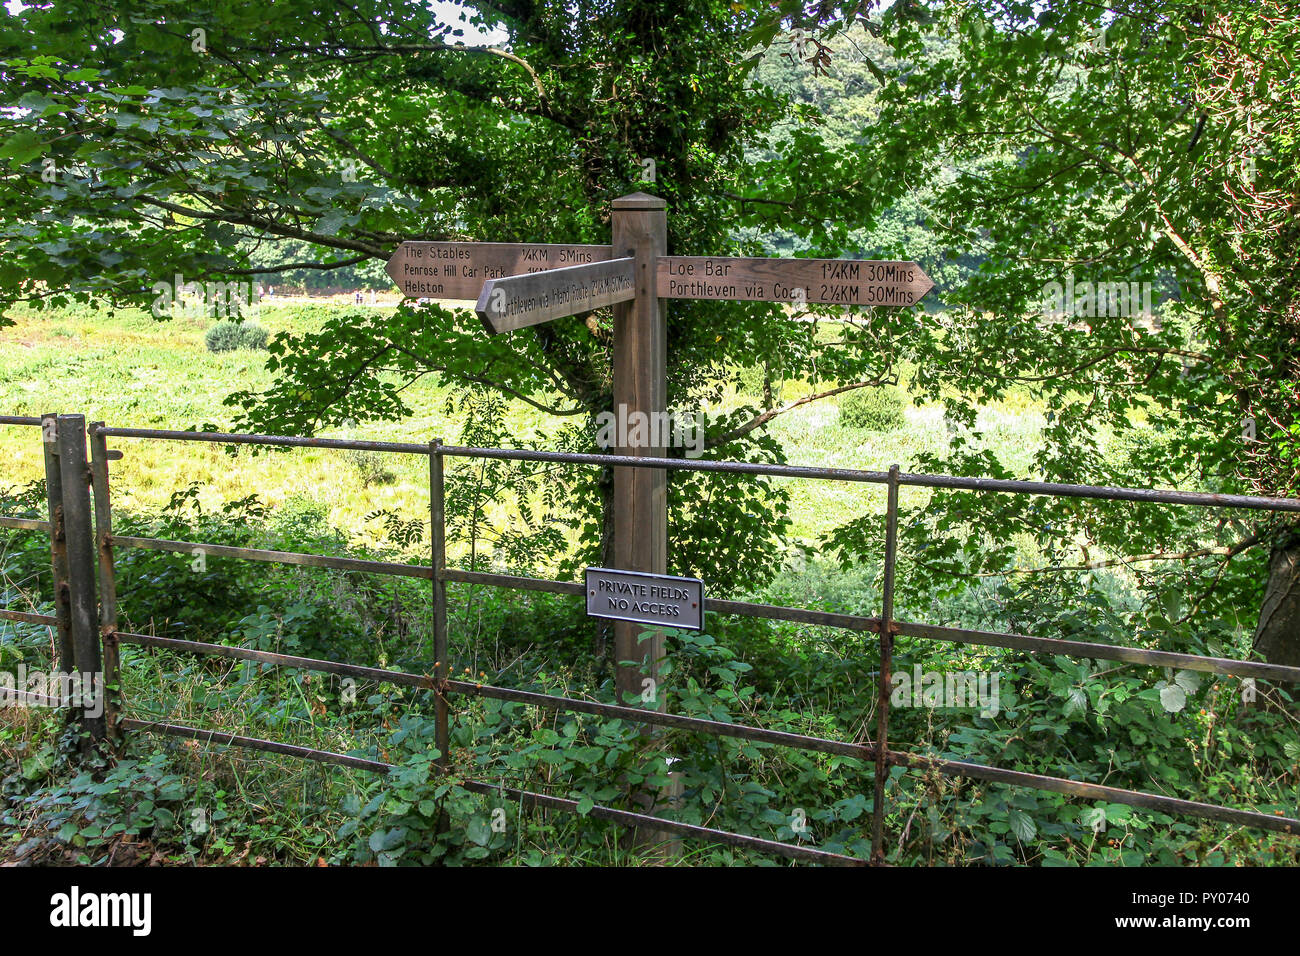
top-left (0, 301), bottom-right (1055, 560)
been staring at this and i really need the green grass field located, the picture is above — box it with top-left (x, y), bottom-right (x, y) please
top-left (0, 302), bottom-right (1052, 556)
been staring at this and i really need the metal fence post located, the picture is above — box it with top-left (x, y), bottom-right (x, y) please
top-left (55, 413), bottom-right (106, 744)
top-left (40, 413), bottom-right (76, 689)
top-left (871, 464), bottom-right (901, 864)
top-left (430, 440), bottom-right (449, 774)
top-left (88, 422), bottom-right (121, 742)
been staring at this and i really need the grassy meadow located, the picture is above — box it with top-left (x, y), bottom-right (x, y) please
top-left (0, 300), bottom-right (1053, 563)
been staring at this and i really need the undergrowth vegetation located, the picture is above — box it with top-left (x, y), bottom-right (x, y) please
top-left (2, 473), bottom-right (1296, 866)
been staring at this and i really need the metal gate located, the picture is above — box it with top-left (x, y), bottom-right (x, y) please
top-left (2, 412), bottom-right (1298, 865)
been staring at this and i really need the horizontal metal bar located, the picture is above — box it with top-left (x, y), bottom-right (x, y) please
top-left (0, 416), bottom-right (41, 426)
top-left (96, 425), bottom-right (429, 455)
top-left (114, 631), bottom-right (872, 758)
top-left (0, 516), bottom-right (50, 532)
top-left (443, 568), bottom-right (884, 632)
top-left (121, 718), bottom-right (864, 864)
top-left (443, 567), bottom-right (584, 595)
top-left (895, 619), bottom-right (1300, 684)
top-left (443, 569), bottom-right (1295, 683)
top-left (74, 422), bottom-right (1300, 512)
top-left (888, 750), bottom-right (1300, 836)
top-left (457, 779), bottom-right (866, 866)
top-left (110, 535), bottom-right (432, 580)
top-left (438, 445), bottom-right (1300, 512)
top-left (120, 718), bottom-right (392, 773)
top-left (2, 687), bottom-right (66, 707)
top-left (116, 631), bottom-right (438, 690)
top-left (117, 632), bottom-right (1297, 838)
top-left (444, 678), bottom-right (874, 760)
top-left (0, 609), bottom-right (59, 626)
top-left (441, 445), bottom-right (892, 481)
top-left (906, 473), bottom-right (1300, 511)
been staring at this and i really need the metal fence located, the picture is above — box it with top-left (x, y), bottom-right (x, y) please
top-left (2, 411), bottom-right (1299, 866)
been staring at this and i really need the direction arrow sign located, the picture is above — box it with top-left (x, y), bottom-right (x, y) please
top-left (385, 242), bottom-right (613, 300)
top-left (657, 257), bottom-right (933, 307)
top-left (476, 257), bottom-right (637, 334)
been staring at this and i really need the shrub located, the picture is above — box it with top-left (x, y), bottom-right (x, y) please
top-left (205, 321), bottom-right (268, 353)
top-left (237, 323), bottom-right (268, 350)
top-left (838, 385), bottom-right (906, 431)
top-left (346, 449), bottom-right (397, 487)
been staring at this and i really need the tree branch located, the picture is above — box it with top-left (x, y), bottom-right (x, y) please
top-left (706, 378), bottom-right (890, 448)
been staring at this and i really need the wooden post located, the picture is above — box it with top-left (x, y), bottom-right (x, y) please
top-left (40, 413), bottom-right (76, 686)
top-left (88, 422), bottom-right (121, 743)
top-left (56, 414), bottom-right (106, 745)
top-left (610, 192), bottom-right (668, 710)
top-left (610, 193), bottom-right (682, 855)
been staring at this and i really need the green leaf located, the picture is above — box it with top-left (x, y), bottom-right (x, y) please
top-left (1006, 808), bottom-right (1037, 843)
top-left (1173, 670), bottom-right (1200, 695)
top-left (313, 210), bottom-right (344, 236)
top-left (368, 827), bottom-right (405, 852)
top-left (1064, 685), bottom-right (1088, 717)
top-left (1157, 682), bottom-right (1186, 713)
top-left (1081, 806), bottom-right (1107, 833)
top-left (0, 131), bottom-right (46, 167)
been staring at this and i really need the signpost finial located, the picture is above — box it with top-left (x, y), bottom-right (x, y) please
top-left (611, 192), bottom-right (667, 210)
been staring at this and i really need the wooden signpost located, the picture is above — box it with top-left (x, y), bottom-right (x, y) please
top-left (658, 257), bottom-right (934, 306)
top-left (384, 242), bottom-right (612, 301)
top-left (386, 193), bottom-right (932, 713)
top-left (476, 257), bottom-right (636, 333)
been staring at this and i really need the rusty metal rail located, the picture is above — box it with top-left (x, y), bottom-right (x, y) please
top-left (0, 516), bottom-right (50, 532)
top-left (3, 415), bottom-right (1299, 864)
top-left (109, 630), bottom-right (1300, 838)
top-left (91, 425), bottom-right (1300, 512)
top-left (118, 717), bottom-right (863, 865)
top-left (0, 609), bottom-right (59, 627)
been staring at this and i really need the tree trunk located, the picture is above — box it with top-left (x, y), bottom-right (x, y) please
top-left (1253, 531), bottom-right (1300, 666)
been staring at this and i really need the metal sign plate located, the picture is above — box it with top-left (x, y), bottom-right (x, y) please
top-left (584, 567), bottom-right (704, 632)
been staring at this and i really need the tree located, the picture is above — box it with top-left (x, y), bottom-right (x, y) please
top-left (0, 0), bottom-right (924, 595)
top-left (775, 0), bottom-right (1299, 661)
